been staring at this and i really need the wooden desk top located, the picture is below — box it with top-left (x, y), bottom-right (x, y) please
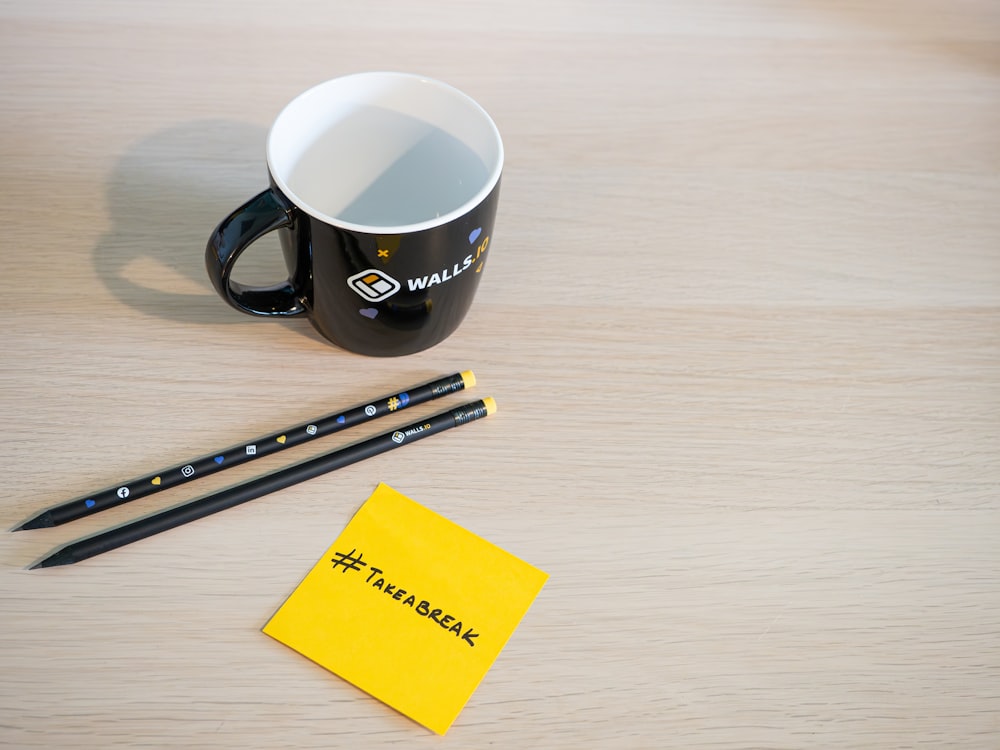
top-left (2, 1), bottom-right (998, 747)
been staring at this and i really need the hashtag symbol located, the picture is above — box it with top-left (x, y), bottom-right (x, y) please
top-left (387, 396), bottom-right (401, 411)
top-left (330, 548), bottom-right (367, 574)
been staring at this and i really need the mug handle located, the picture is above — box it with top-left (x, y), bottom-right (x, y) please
top-left (205, 189), bottom-right (307, 316)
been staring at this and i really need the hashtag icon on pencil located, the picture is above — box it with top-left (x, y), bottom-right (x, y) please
top-left (330, 548), bottom-right (367, 573)
top-left (387, 396), bottom-right (401, 411)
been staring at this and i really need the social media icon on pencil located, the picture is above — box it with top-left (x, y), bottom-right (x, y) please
top-left (181, 465), bottom-right (195, 477)
top-left (346, 269), bottom-right (401, 302)
top-left (246, 445), bottom-right (257, 455)
top-left (391, 431), bottom-right (405, 444)
top-left (116, 486), bottom-right (130, 499)
top-left (365, 405), bottom-right (377, 417)
top-left (306, 425), bottom-right (318, 435)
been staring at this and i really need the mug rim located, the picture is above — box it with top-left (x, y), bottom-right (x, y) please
top-left (266, 71), bottom-right (504, 235)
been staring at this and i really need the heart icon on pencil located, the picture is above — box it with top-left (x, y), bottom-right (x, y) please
top-left (151, 477), bottom-right (161, 486)
top-left (276, 435), bottom-right (287, 444)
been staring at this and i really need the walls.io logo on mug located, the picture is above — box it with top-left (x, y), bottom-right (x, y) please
top-left (347, 269), bottom-right (402, 302)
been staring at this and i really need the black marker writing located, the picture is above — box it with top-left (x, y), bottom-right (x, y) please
top-left (330, 548), bottom-right (368, 573)
top-left (359, 564), bottom-right (479, 646)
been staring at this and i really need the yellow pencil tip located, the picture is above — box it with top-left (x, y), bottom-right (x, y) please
top-left (482, 397), bottom-right (497, 415)
top-left (460, 370), bottom-right (476, 388)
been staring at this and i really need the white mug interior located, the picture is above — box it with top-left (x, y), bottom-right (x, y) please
top-left (266, 72), bottom-right (504, 234)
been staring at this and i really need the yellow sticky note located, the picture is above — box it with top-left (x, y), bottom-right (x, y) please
top-left (263, 483), bottom-right (548, 734)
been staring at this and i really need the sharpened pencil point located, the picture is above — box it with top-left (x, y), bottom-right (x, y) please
top-left (30, 547), bottom-right (77, 569)
top-left (14, 511), bottom-right (55, 531)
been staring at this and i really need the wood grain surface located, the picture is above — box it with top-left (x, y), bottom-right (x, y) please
top-left (1, 1), bottom-right (998, 747)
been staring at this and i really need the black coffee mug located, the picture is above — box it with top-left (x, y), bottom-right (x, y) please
top-left (206, 72), bottom-right (503, 356)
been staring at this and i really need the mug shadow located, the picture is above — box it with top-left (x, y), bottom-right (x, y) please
top-left (92, 119), bottom-right (324, 343)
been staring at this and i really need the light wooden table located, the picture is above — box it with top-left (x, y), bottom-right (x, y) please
top-left (2, 1), bottom-right (998, 747)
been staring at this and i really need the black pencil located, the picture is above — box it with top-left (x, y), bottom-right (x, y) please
top-left (30, 398), bottom-right (496, 568)
top-left (14, 371), bottom-right (476, 530)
